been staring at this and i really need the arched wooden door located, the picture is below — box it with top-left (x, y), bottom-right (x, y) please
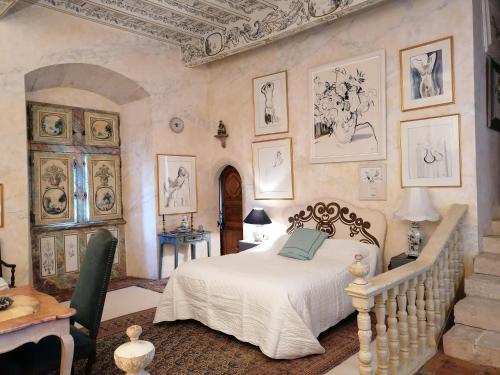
top-left (219, 166), bottom-right (243, 255)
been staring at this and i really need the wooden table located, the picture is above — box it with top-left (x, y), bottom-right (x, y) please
top-left (0, 286), bottom-right (76, 375)
top-left (158, 230), bottom-right (211, 277)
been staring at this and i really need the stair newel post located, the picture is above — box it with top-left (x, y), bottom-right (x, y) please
top-left (375, 292), bottom-right (389, 375)
top-left (425, 269), bottom-right (436, 348)
top-left (407, 278), bottom-right (419, 359)
top-left (397, 281), bottom-right (410, 367)
top-left (387, 286), bottom-right (400, 374)
top-left (348, 254), bottom-right (374, 375)
top-left (432, 264), bottom-right (442, 331)
top-left (416, 273), bottom-right (427, 353)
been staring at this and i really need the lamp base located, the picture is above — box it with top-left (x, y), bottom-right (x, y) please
top-left (252, 225), bottom-right (266, 242)
top-left (406, 221), bottom-right (424, 258)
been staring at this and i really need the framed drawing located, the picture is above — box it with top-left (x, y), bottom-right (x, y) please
top-left (487, 57), bottom-right (500, 132)
top-left (401, 114), bottom-right (461, 187)
top-left (87, 154), bottom-right (122, 221)
top-left (482, 0), bottom-right (500, 61)
top-left (63, 234), bottom-right (79, 273)
top-left (32, 152), bottom-right (76, 225)
top-left (253, 71), bottom-right (289, 136)
top-left (0, 184), bottom-right (3, 228)
top-left (40, 235), bottom-right (57, 277)
top-left (84, 111), bottom-right (120, 147)
top-left (157, 154), bottom-right (197, 215)
top-left (31, 105), bottom-right (73, 145)
top-left (400, 36), bottom-right (455, 111)
top-left (359, 164), bottom-right (386, 201)
top-left (310, 50), bottom-right (386, 163)
top-left (252, 137), bottom-right (294, 200)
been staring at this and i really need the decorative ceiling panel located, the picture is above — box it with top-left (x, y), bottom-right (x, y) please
top-left (11, 0), bottom-right (388, 66)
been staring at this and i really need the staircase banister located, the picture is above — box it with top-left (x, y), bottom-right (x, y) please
top-left (346, 204), bottom-right (468, 299)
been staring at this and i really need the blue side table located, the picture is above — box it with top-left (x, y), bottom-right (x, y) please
top-left (158, 230), bottom-right (211, 278)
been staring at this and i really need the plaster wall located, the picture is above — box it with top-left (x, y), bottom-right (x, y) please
top-left (0, 6), bottom-right (209, 284)
top-left (472, 0), bottom-right (500, 244)
top-left (205, 0), bottom-right (479, 270)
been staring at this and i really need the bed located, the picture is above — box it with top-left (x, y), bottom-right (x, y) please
top-left (153, 200), bottom-right (386, 359)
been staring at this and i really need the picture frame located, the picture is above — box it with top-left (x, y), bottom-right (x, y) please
top-left (359, 164), bottom-right (387, 201)
top-left (84, 111), bottom-right (120, 147)
top-left (0, 184), bottom-right (3, 228)
top-left (252, 137), bottom-right (294, 200)
top-left (40, 235), bottom-right (57, 277)
top-left (310, 50), bottom-right (386, 163)
top-left (32, 151), bottom-right (76, 225)
top-left (157, 154), bottom-right (197, 215)
top-left (63, 233), bottom-right (79, 273)
top-left (253, 71), bottom-right (289, 136)
top-left (87, 154), bottom-right (122, 221)
top-left (487, 56), bottom-right (500, 132)
top-left (482, 0), bottom-right (500, 61)
top-left (31, 105), bottom-right (73, 145)
top-left (400, 36), bottom-right (455, 111)
top-left (401, 114), bottom-right (461, 187)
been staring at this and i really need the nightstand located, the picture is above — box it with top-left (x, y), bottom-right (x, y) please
top-left (388, 252), bottom-right (417, 270)
top-left (238, 240), bottom-right (260, 252)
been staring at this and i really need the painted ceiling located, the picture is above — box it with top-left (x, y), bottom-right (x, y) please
top-left (3, 0), bottom-right (387, 66)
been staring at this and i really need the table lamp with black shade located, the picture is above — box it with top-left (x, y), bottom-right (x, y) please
top-left (243, 208), bottom-right (272, 242)
top-left (394, 187), bottom-right (440, 258)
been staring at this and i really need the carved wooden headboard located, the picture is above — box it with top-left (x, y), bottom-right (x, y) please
top-left (285, 199), bottom-right (387, 249)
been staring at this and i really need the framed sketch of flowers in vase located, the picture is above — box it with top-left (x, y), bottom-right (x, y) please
top-left (310, 50), bottom-right (386, 163)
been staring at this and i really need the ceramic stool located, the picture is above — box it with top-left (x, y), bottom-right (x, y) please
top-left (114, 325), bottom-right (155, 375)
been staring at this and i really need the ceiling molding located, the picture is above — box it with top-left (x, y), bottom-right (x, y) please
top-left (8, 0), bottom-right (388, 66)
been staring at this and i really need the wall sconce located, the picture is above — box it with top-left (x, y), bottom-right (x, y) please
top-left (214, 120), bottom-right (228, 148)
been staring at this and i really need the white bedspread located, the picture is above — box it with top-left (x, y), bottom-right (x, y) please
top-left (153, 235), bottom-right (380, 359)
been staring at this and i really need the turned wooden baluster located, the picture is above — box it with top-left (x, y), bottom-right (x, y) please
top-left (397, 281), bottom-right (410, 366)
top-left (416, 273), bottom-right (427, 353)
top-left (387, 287), bottom-right (400, 375)
top-left (442, 247), bottom-right (451, 311)
top-left (456, 224), bottom-right (465, 280)
top-left (407, 278), bottom-right (419, 359)
top-left (349, 254), bottom-right (373, 375)
top-left (425, 269), bottom-right (436, 348)
top-left (432, 265), bottom-right (442, 331)
top-left (453, 230), bottom-right (461, 289)
top-left (438, 256), bottom-right (447, 322)
top-left (375, 293), bottom-right (389, 375)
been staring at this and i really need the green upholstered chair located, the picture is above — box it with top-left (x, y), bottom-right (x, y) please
top-left (1, 228), bottom-right (117, 375)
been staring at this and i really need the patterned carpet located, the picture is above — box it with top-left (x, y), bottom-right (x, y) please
top-left (72, 308), bottom-right (363, 375)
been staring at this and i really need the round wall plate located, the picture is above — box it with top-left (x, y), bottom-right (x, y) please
top-left (169, 117), bottom-right (184, 133)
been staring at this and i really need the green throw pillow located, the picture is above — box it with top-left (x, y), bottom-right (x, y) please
top-left (278, 228), bottom-right (328, 260)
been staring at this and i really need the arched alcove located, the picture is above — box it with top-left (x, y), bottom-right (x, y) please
top-left (24, 63), bottom-right (157, 282)
top-left (25, 63), bottom-right (149, 105)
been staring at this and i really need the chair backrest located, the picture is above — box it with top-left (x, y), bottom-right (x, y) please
top-left (70, 229), bottom-right (117, 339)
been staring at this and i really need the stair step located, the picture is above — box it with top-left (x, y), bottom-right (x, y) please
top-left (443, 324), bottom-right (500, 368)
top-left (474, 253), bottom-right (500, 276)
top-left (454, 296), bottom-right (500, 333)
top-left (464, 274), bottom-right (500, 300)
top-left (491, 221), bottom-right (500, 236)
top-left (483, 236), bottom-right (500, 254)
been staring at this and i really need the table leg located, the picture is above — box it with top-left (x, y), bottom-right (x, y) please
top-left (207, 239), bottom-right (211, 257)
top-left (158, 240), bottom-right (163, 279)
top-left (191, 243), bottom-right (196, 260)
top-left (174, 243), bottom-right (179, 269)
top-left (59, 333), bottom-right (74, 375)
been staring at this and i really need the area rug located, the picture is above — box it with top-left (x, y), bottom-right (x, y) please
top-left (71, 308), bottom-right (364, 375)
top-left (50, 277), bottom-right (168, 302)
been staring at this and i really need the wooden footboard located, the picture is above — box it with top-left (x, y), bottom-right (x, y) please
top-left (346, 204), bottom-right (468, 375)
